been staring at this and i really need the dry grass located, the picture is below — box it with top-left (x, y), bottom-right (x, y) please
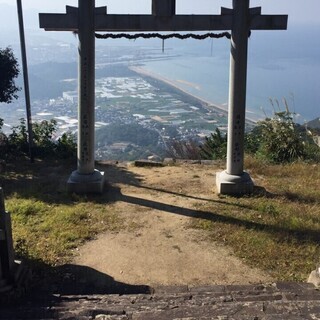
top-left (191, 156), bottom-right (320, 281)
top-left (1, 156), bottom-right (319, 282)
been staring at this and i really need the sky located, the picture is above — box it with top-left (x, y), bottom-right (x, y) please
top-left (0, 0), bottom-right (319, 26)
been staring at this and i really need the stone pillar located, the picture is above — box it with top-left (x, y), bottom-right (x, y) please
top-left (216, 0), bottom-right (254, 195)
top-left (67, 0), bottom-right (104, 194)
top-left (0, 188), bottom-right (15, 283)
top-left (77, 0), bottom-right (95, 175)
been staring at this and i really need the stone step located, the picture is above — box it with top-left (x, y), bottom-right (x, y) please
top-left (0, 283), bottom-right (319, 320)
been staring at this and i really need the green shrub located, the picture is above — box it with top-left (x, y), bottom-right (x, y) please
top-left (32, 119), bottom-right (57, 155)
top-left (8, 118), bottom-right (29, 154)
top-left (256, 111), bottom-right (305, 163)
top-left (304, 141), bottom-right (320, 162)
top-left (193, 103), bottom-right (320, 164)
top-left (244, 125), bottom-right (263, 155)
top-left (6, 118), bottom-right (76, 159)
top-left (200, 128), bottom-right (227, 160)
top-left (56, 132), bottom-right (77, 159)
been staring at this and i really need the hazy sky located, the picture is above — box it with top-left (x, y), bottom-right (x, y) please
top-left (0, 0), bottom-right (319, 26)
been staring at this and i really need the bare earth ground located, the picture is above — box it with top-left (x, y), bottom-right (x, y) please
top-left (74, 162), bottom-right (272, 287)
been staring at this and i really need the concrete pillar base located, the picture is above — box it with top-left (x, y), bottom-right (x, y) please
top-left (308, 266), bottom-right (320, 288)
top-left (216, 170), bottom-right (254, 195)
top-left (0, 260), bottom-right (30, 302)
top-left (67, 169), bottom-right (105, 194)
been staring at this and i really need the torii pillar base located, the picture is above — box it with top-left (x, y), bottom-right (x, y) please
top-left (308, 265), bottom-right (320, 288)
top-left (67, 170), bottom-right (105, 194)
top-left (216, 170), bottom-right (254, 196)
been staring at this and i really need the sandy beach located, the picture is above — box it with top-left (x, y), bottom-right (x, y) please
top-left (130, 65), bottom-right (229, 115)
top-left (130, 65), bottom-right (257, 124)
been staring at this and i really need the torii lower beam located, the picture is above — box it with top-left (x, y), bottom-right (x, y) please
top-left (39, 0), bottom-right (287, 195)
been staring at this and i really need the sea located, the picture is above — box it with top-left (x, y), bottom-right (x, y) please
top-left (139, 25), bottom-right (320, 123)
top-left (0, 23), bottom-right (319, 127)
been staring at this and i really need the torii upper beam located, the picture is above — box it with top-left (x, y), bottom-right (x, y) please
top-left (39, 5), bottom-right (287, 32)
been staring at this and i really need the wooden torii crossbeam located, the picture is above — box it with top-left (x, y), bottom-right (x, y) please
top-left (39, 0), bottom-right (287, 195)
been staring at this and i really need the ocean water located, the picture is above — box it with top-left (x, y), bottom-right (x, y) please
top-left (141, 26), bottom-right (320, 122)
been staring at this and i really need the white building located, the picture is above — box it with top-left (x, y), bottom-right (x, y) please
top-left (63, 91), bottom-right (78, 103)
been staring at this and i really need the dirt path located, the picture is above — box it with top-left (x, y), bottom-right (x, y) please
top-left (74, 162), bottom-right (272, 287)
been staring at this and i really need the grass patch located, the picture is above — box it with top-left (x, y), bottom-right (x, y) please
top-left (8, 197), bottom-right (123, 265)
top-left (1, 159), bottom-right (124, 266)
top-left (190, 156), bottom-right (320, 281)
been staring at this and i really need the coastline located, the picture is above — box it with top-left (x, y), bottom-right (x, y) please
top-left (130, 66), bottom-right (228, 113)
top-left (130, 65), bottom-right (257, 125)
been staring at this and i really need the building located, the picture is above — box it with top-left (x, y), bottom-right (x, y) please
top-left (63, 91), bottom-right (78, 103)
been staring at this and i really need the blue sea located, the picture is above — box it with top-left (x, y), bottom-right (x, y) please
top-left (141, 25), bottom-right (320, 122)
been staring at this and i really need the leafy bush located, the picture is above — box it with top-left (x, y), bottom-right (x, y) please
top-left (8, 118), bottom-right (29, 154)
top-left (244, 125), bottom-right (263, 155)
top-left (56, 132), bottom-right (77, 159)
top-left (200, 128), bottom-right (227, 160)
top-left (245, 108), bottom-right (320, 163)
top-left (197, 107), bottom-right (319, 163)
top-left (5, 118), bottom-right (76, 159)
top-left (33, 119), bottom-right (57, 151)
top-left (255, 111), bottom-right (305, 163)
top-left (303, 138), bottom-right (320, 162)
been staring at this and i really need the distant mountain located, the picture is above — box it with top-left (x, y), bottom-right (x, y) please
top-left (24, 62), bottom-right (137, 99)
top-left (25, 62), bottom-right (77, 99)
top-left (306, 117), bottom-right (320, 130)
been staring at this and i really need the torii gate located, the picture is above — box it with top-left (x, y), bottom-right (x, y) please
top-left (39, 0), bottom-right (287, 195)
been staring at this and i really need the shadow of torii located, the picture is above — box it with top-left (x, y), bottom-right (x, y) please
top-left (101, 182), bottom-right (320, 246)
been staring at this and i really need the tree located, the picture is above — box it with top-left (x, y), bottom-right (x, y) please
top-left (0, 47), bottom-right (20, 103)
